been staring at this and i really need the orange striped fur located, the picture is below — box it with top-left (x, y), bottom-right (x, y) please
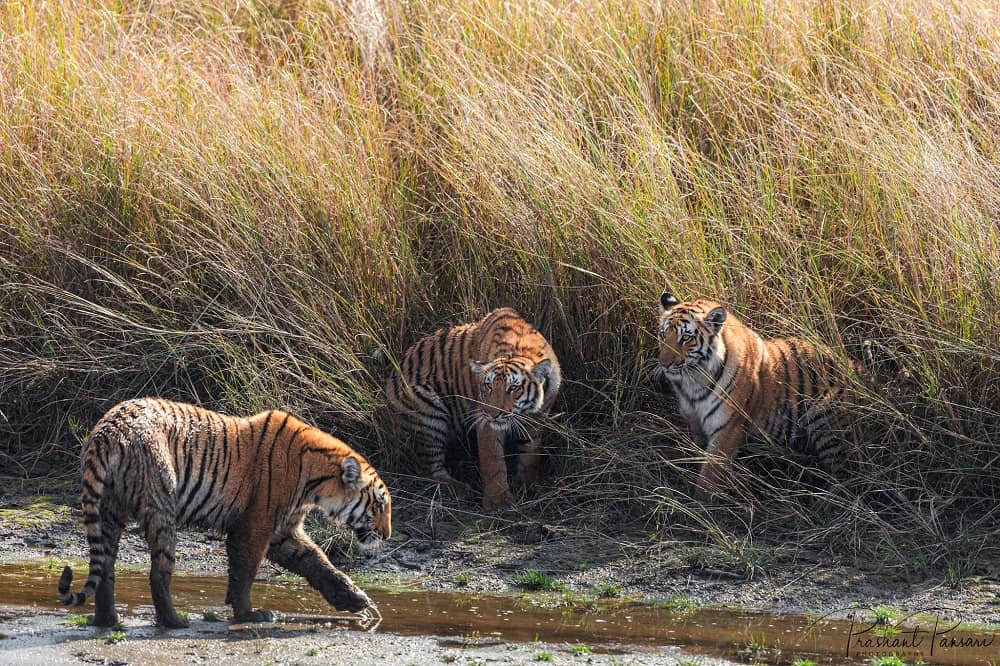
top-left (655, 294), bottom-right (854, 498)
top-left (58, 398), bottom-right (391, 627)
top-left (386, 308), bottom-right (561, 507)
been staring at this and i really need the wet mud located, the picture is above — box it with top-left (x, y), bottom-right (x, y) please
top-left (1, 563), bottom-right (997, 665)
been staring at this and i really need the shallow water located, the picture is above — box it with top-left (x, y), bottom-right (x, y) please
top-left (0, 563), bottom-right (996, 665)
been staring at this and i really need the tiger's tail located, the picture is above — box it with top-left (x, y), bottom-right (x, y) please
top-left (59, 429), bottom-right (113, 607)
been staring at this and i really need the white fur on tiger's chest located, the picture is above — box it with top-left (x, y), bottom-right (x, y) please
top-left (669, 336), bottom-right (732, 429)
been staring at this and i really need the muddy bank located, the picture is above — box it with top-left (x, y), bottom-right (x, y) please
top-left (0, 605), bottom-right (715, 666)
top-left (2, 563), bottom-right (998, 666)
top-left (1, 488), bottom-right (998, 666)
top-left (2, 488), bottom-right (999, 625)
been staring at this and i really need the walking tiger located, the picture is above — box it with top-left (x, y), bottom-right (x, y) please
top-left (58, 398), bottom-right (391, 627)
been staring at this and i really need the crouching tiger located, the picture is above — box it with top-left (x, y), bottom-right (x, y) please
top-left (58, 397), bottom-right (391, 628)
top-left (654, 294), bottom-right (859, 498)
top-left (386, 308), bottom-right (561, 507)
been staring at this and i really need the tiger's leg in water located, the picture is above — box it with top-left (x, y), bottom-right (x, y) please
top-left (477, 423), bottom-right (513, 507)
top-left (267, 526), bottom-right (370, 612)
top-left (143, 510), bottom-right (188, 628)
top-left (92, 502), bottom-right (125, 627)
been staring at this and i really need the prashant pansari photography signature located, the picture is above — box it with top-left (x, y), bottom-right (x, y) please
top-left (809, 606), bottom-right (997, 661)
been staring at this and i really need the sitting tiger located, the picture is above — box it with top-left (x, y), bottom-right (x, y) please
top-left (58, 397), bottom-right (391, 628)
top-left (386, 307), bottom-right (561, 507)
top-left (654, 294), bottom-right (857, 498)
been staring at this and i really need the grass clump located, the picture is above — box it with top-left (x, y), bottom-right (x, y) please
top-left (201, 610), bottom-right (220, 622)
top-left (556, 591), bottom-right (598, 611)
top-left (66, 615), bottom-right (89, 628)
top-left (594, 582), bottom-right (622, 599)
top-left (657, 596), bottom-right (699, 616)
top-left (868, 656), bottom-right (908, 666)
top-left (513, 570), bottom-right (566, 592)
top-left (873, 606), bottom-right (901, 626)
top-left (534, 652), bottom-right (553, 662)
top-left (105, 630), bottom-right (126, 645)
top-left (739, 632), bottom-right (769, 662)
top-left (568, 644), bottom-right (592, 656)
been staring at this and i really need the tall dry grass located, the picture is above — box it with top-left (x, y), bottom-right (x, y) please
top-left (1, 0), bottom-right (998, 575)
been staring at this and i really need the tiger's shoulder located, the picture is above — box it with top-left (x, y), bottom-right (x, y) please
top-left (242, 409), bottom-right (379, 465)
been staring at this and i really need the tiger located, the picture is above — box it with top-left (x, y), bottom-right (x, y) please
top-left (654, 293), bottom-right (857, 499)
top-left (385, 307), bottom-right (561, 508)
top-left (57, 397), bottom-right (391, 628)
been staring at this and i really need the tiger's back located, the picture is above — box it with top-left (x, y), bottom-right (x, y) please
top-left (82, 399), bottom-right (260, 533)
top-left (655, 294), bottom-right (858, 497)
top-left (386, 308), bottom-right (561, 506)
top-left (78, 399), bottom-right (325, 533)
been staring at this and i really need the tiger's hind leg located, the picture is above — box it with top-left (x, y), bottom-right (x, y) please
top-left (142, 506), bottom-right (188, 628)
top-left (800, 403), bottom-right (846, 478)
top-left (267, 526), bottom-right (370, 613)
top-left (92, 502), bottom-right (125, 627)
top-left (404, 387), bottom-right (471, 493)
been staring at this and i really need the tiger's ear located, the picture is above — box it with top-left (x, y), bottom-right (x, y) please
top-left (531, 359), bottom-right (553, 382)
top-left (703, 307), bottom-right (727, 334)
top-left (659, 293), bottom-right (679, 312)
top-left (341, 456), bottom-right (364, 491)
top-left (469, 359), bottom-right (487, 375)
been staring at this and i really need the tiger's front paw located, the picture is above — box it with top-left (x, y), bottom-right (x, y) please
top-left (694, 465), bottom-right (729, 503)
top-left (234, 609), bottom-right (275, 624)
top-left (88, 612), bottom-right (119, 628)
top-left (431, 471), bottom-right (474, 496)
top-left (157, 612), bottom-right (190, 629)
top-left (332, 587), bottom-right (371, 613)
top-left (482, 487), bottom-right (514, 509)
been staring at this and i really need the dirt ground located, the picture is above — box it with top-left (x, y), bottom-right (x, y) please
top-left (1, 485), bottom-right (998, 665)
top-left (2, 485), bottom-right (998, 621)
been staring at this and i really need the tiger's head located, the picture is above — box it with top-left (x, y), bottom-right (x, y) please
top-left (314, 452), bottom-right (392, 553)
top-left (656, 293), bottom-right (728, 376)
top-left (469, 355), bottom-right (553, 432)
